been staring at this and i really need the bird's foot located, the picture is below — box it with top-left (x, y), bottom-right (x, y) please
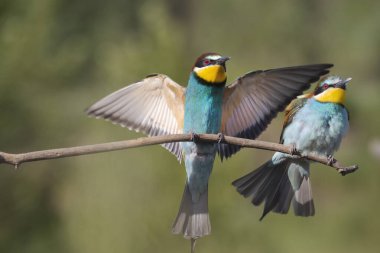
top-left (190, 132), bottom-right (200, 143)
top-left (327, 155), bottom-right (337, 166)
top-left (290, 144), bottom-right (300, 156)
top-left (217, 132), bottom-right (225, 144)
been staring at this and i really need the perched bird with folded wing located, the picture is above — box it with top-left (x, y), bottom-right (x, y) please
top-left (86, 52), bottom-right (332, 247)
top-left (233, 75), bottom-right (351, 220)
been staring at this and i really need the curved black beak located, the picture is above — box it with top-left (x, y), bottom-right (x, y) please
top-left (216, 56), bottom-right (230, 71)
top-left (216, 56), bottom-right (231, 64)
top-left (336, 77), bottom-right (352, 90)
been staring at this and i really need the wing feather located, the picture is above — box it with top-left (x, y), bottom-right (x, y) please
top-left (86, 74), bottom-right (185, 161)
top-left (219, 64), bottom-right (333, 160)
top-left (279, 96), bottom-right (309, 143)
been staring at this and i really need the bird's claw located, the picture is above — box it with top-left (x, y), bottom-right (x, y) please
top-left (327, 155), bottom-right (337, 166)
top-left (217, 133), bottom-right (225, 144)
top-left (290, 144), bottom-right (299, 156)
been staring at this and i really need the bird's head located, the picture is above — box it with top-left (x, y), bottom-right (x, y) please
top-left (192, 53), bottom-right (230, 86)
top-left (313, 75), bottom-right (351, 105)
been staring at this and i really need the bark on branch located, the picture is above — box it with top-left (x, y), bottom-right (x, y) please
top-left (0, 134), bottom-right (358, 175)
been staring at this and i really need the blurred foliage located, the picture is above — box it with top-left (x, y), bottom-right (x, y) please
top-left (0, 0), bottom-right (379, 252)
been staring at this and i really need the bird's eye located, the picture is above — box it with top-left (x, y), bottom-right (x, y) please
top-left (322, 83), bottom-right (329, 89)
top-left (203, 60), bottom-right (211, 65)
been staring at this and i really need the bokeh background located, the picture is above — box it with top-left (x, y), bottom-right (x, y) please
top-left (0, 0), bottom-right (379, 252)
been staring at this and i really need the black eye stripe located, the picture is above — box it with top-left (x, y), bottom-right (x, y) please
top-left (324, 84), bottom-right (335, 88)
top-left (314, 83), bottom-right (340, 95)
top-left (195, 59), bottom-right (218, 68)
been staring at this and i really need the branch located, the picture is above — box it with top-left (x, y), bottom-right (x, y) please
top-left (0, 134), bottom-right (358, 175)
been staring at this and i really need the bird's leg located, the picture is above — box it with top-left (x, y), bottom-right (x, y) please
top-left (190, 132), bottom-right (200, 143)
top-left (327, 155), bottom-right (337, 166)
top-left (217, 132), bottom-right (225, 143)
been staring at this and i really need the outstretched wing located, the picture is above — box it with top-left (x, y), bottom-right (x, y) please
top-left (86, 74), bottom-right (185, 161)
top-left (219, 64), bottom-right (333, 160)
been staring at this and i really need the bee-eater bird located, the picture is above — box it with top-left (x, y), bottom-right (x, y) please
top-left (233, 75), bottom-right (351, 220)
top-left (86, 53), bottom-right (332, 243)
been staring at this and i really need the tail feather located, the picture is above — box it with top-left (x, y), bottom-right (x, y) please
top-left (252, 165), bottom-right (286, 206)
top-left (288, 161), bottom-right (315, 217)
top-left (172, 183), bottom-right (211, 239)
top-left (233, 158), bottom-right (315, 219)
top-left (233, 160), bottom-right (276, 199)
top-left (292, 177), bottom-right (315, 216)
top-left (272, 176), bottom-right (293, 214)
top-left (260, 166), bottom-right (292, 220)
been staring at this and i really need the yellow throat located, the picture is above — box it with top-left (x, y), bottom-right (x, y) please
top-left (315, 88), bottom-right (346, 104)
top-left (194, 65), bottom-right (227, 84)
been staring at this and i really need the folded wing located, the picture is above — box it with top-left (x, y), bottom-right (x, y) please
top-left (279, 95), bottom-right (311, 143)
top-left (86, 74), bottom-right (185, 161)
top-left (219, 64), bottom-right (333, 160)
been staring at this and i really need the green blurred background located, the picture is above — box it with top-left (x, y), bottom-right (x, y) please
top-left (0, 0), bottom-right (379, 252)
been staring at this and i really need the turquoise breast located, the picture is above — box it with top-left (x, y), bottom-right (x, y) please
top-left (183, 73), bottom-right (224, 134)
